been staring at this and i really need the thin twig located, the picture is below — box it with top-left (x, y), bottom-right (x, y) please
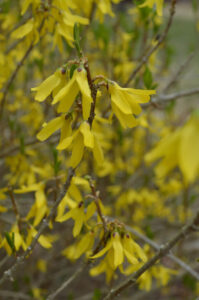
top-left (124, 0), bottom-right (177, 86)
top-left (84, 61), bottom-right (97, 128)
top-left (162, 51), bottom-right (195, 92)
top-left (156, 87), bottom-right (199, 102)
top-left (125, 225), bottom-right (199, 281)
top-left (89, 179), bottom-right (107, 236)
top-left (0, 290), bottom-right (32, 300)
top-left (103, 210), bottom-right (199, 299)
top-left (0, 168), bottom-right (75, 286)
top-left (8, 188), bottom-right (22, 231)
top-left (47, 265), bottom-right (85, 300)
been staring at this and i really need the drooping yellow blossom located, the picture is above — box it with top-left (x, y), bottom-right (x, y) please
top-left (91, 232), bottom-right (146, 270)
top-left (36, 115), bottom-right (72, 146)
top-left (56, 201), bottom-right (85, 237)
top-left (145, 116), bottom-right (199, 183)
top-left (17, 0), bottom-right (89, 47)
top-left (90, 255), bottom-right (115, 283)
top-left (26, 226), bottom-right (52, 249)
top-left (124, 245), bottom-right (176, 291)
top-left (52, 68), bottom-right (93, 120)
top-left (140, 0), bottom-right (164, 17)
top-left (108, 81), bottom-right (155, 128)
top-left (62, 231), bottom-right (95, 260)
top-left (57, 122), bottom-right (104, 168)
top-left (31, 69), bottom-right (66, 102)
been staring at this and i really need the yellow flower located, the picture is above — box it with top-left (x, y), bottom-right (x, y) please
top-left (31, 69), bottom-right (66, 102)
top-left (91, 232), bottom-right (146, 270)
top-left (36, 115), bottom-right (72, 144)
top-left (90, 256), bottom-right (115, 283)
top-left (62, 231), bottom-right (95, 260)
top-left (140, 0), bottom-right (164, 17)
top-left (52, 68), bottom-right (92, 120)
top-left (57, 122), bottom-right (104, 168)
top-left (56, 201), bottom-right (85, 237)
top-left (145, 116), bottom-right (199, 183)
top-left (108, 81), bottom-right (155, 128)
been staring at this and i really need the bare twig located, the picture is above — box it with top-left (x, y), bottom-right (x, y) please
top-left (0, 290), bottom-right (32, 300)
top-left (125, 225), bottom-right (199, 281)
top-left (89, 179), bottom-right (107, 236)
top-left (162, 51), bottom-right (195, 92)
top-left (156, 87), bottom-right (199, 102)
top-left (47, 264), bottom-right (85, 300)
top-left (84, 61), bottom-right (97, 128)
top-left (0, 168), bottom-right (75, 286)
top-left (124, 0), bottom-right (177, 86)
top-left (103, 211), bottom-right (199, 299)
top-left (8, 187), bottom-right (22, 231)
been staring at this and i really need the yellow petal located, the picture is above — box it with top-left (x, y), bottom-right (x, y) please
top-left (111, 102), bottom-right (138, 128)
top-left (79, 122), bottom-right (94, 148)
top-left (112, 232), bottom-right (124, 268)
top-left (179, 119), bottom-right (199, 182)
top-left (91, 239), bottom-right (112, 259)
top-left (37, 116), bottom-right (64, 141)
top-left (32, 73), bottom-right (61, 102)
top-left (75, 69), bottom-right (92, 120)
top-left (11, 19), bottom-right (34, 39)
top-left (73, 207), bottom-right (84, 237)
top-left (93, 137), bottom-right (104, 164)
top-left (70, 134), bottom-right (84, 168)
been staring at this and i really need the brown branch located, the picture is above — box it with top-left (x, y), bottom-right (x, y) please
top-left (162, 51), bottom-right (195, 92)
top-left (8, 188), bottom-right (22, 231)
top-left (84, 61), bottom-right (97, 128)
top-left (89, 179), bottom-right (107, 236)
top-left (103, 210), bottom-right (199, 299)
top-left (47, 264), bottom-right (85, 300)
top-left (0, 168), bottom-right (75, 286)
top-left (125, 225), bottom-right (199, 281)
top-left (124, 0), bottom-right (177, 87)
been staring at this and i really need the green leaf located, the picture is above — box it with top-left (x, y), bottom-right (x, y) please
top-left (4, 232), bottom-right (16, 253)
top-left (93, 289), bottom-right (102, 300)
top-left (70, 64), bottom-right (78, 79)
top-left (52, 148), bottom-right (61, 176)
top-left (183, 274), bottom-right (196, 291)
top-left (73, 23), bottom-right (82, 58)
top-left (143, 67), bottom-right (153, 89)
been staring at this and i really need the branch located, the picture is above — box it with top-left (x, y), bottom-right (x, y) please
top-left (162, 51), bottom-right (195, 92)
top-left (0, 133), bottom-right (60, 159)
top-left (157, 88), bottom-right (199, 102)
top-left (47, 264), bottom-right (85, 300)
top-left (0, 168), bottom-right (75, 286)
top-left (124, 0), bottom-right (177, 86)
top-left (0, 290), bottom-right (32, 300)
top-left (125, 225), bottom-right (199, 281)
top-left (103, 211), bottom-right (199, 299)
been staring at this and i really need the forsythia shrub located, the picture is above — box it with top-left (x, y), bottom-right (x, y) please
top-left (0, 0), bottom-right (199, 299)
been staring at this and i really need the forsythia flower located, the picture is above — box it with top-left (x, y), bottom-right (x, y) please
top-left (108, 81), bottom-right (155, 128)
top-left (52, 68), bottom-right (92, 120)
top-left (57, 122), bottom-right (104, 168)
top-left (36, 115), bottom-right (72, 144)
top-left (31, 69), bottom-right (66, 102)
top-left (145, 115), bottom-right (199, 183)
top-left (91, 232), bottom-right (147, 270)
top-left (140, 0), bottom-right (164, 17)
top-left (56, 200), bottom-right (96, 237)
top-left (62, 231), bottom-right (95, 260)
